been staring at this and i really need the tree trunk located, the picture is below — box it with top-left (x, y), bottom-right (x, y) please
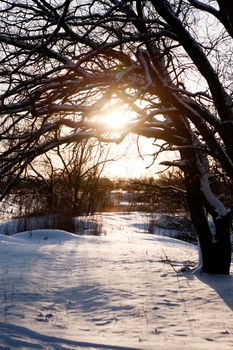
top-left (185, 171), bottom-right (232, 275)
top-left (210, 214), bottom-right (232, 274)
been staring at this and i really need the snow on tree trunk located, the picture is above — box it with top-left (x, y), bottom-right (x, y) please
top-left (200, 154), bottom-right (232, 274)
top-left (185, 154), bottom-right (232, 275)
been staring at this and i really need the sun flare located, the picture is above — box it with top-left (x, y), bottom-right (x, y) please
top-left (102, 110), bottom-right (128, 130)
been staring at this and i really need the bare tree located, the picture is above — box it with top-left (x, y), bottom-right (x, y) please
top-left (129, 170), bottom-right (186, 212)
top-left (40, 139), bottom-right (112, 216)
top-left (0, 0), bottom-right (233, 273)
top-left (12, 138), bottom-right (112, 216)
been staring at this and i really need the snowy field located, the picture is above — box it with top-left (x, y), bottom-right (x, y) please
top-left (0, 212), bottom-right (233, 349)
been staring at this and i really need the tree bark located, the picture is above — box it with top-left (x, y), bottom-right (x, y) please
top-left (185, 169), bottom-right (232, 275)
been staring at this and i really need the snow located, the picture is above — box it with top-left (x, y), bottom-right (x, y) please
top-left (200, 172), bottom-right (229, 219)
top-left (0, 212), bottom-right (233, 349)
top-left (13, 229), bottom-right (78, 242)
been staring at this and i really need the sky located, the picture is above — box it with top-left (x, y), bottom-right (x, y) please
top-left (97, 104), bottom-right (175, 179)
top-left (36, 110), bottom-right (174, 180)
top-left (103, 134), bottom-right (173, 179)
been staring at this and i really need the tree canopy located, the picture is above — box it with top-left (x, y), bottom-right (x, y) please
top-left (1, 0), bottom-right (232, 185)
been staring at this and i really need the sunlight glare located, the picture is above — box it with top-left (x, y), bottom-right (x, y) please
top-left (102, 109), bottom-right (128, 130)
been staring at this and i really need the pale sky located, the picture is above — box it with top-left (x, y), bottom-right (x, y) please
top-left (103, 134), bottom-right (173, 179)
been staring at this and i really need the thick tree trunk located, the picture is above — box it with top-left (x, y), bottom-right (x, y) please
top-left (185, 172), bottom-right (232, 275)
top-left (210, 214), bottom-right (232, 274)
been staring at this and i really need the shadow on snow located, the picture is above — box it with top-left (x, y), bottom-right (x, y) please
top-left (0, 322), bottom-right (140, 350)
top-left (197, 273), bottom-right (233, 311)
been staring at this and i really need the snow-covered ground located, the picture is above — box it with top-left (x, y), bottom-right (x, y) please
top-left (0, 212), bottom-right (233, 349)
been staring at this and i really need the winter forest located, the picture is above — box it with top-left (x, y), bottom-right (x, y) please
top-left (1, 0), bottom-right (233, 349)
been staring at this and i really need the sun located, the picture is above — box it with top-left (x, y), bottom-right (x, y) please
top-left (93, 103), bottom-right (137, 131)
top-left (102, 110), bottom-right (127, 130)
